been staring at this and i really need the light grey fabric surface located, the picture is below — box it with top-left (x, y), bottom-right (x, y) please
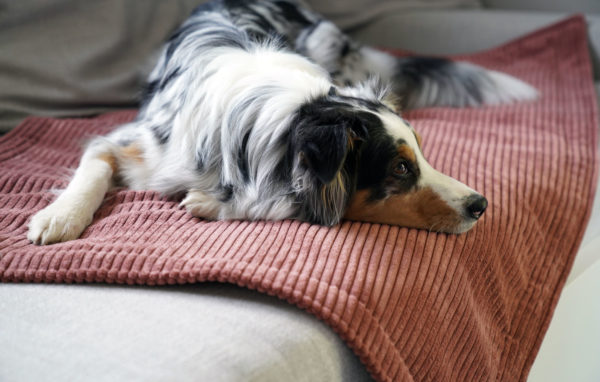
top-left (0, 283), bottom-right (373, 382)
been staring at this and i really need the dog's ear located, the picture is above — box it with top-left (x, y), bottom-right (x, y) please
top-left (300, 123), bottom-right (348, 185)
top-left (295, 107), bottom-right (368, 184)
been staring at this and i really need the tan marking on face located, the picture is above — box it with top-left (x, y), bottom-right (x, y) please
top-left (120, 144), bottom-right (144, 163)
top-left (344, 187), bottom-right (463, 232)
top-left (97, 153), bottom-right (117, 173)
top-left (397, 143), bottom-right (416, 163)
top-left (414, 131), bottom-right (422, 148)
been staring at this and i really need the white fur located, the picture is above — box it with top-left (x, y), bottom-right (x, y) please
top-left (482, 69), bottom-right (539, 105)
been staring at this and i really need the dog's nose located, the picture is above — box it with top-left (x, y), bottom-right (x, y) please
top-left (465, 195), bottom-right (488, 220)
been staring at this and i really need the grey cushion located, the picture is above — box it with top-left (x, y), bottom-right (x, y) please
top-left (349, 9), bottom-right (600, 80)
top-left (306, 0), bottom-right (481, 29)
top-left (481, 0), bottom-right (600, 14)
top-left (0, 0), bottom-right (208, 133)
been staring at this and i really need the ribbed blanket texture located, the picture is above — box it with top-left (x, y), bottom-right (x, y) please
top-left (0, 16), bottom-right (598, 382)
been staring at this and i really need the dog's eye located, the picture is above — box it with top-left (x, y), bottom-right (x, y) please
top-left (395, 161), bottom-right (409, 176)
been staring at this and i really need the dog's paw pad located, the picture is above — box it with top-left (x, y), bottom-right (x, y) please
top-left (27, 205), bottom-right (90, 245)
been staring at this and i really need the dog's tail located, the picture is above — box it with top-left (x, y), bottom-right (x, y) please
top-left (295, 18), bottom-right (538, 110)
top-left (390, 55), bottom-right (538, 109)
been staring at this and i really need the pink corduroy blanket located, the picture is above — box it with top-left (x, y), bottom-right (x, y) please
top-left (0, 16), bottom-right (598, 382)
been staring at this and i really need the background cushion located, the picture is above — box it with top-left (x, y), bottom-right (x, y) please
top-left (305, 0), bottom-right (480, 29)
top-left (348, 10), bottom-right (600, 80)
top-left (0, 0), bottom-right (206, 133)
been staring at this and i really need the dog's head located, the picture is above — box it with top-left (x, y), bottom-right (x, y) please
top-left (291, 84), bottom-right (487, 233)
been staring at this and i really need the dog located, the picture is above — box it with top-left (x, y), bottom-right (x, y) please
top-left (28, 0), bottom-right (537, 245)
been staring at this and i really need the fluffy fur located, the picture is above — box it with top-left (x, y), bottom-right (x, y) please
top-left (28, 0), bottom-right (534, 245)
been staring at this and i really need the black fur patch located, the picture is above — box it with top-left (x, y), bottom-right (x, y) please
top-left (340, 42), bottom-right (351, 57)
top-left (140, 80), bottom-right (159, 107)
top-left (220, 184), bottom-right (234, 202)
top-left (355, 121), bottom-right (396, 200)
top-left (396, 57), bottom-right (451, 83)
top-left (159, 67), bottom-right (182, 92)
top-left (273, 1), bottom-right (311, 25)
top-left (195, 147), bottom-right (205, 171)
top-left (238, 131), bottom-right (251, 182)
top-left (151, 125), bottom-right (170, 145)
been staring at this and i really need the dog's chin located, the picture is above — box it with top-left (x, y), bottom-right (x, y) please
top-left (398, 216), bottom-right (479, 234)
top-left (344, 214), bottom-right (480, 234)
top-left (438, 219), bottom-right (479, 235)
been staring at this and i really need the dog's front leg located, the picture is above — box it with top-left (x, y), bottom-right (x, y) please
top-left (27, 140), bottom-right (117, 245)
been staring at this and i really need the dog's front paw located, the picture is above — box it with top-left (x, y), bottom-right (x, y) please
top-left (27, 202), bottom-right (92, 245)
top-left (180, 190), bottom-right (221, 220)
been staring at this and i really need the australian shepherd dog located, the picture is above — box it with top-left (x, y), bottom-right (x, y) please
top-left (28, 0), bottom-right (537, 245)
